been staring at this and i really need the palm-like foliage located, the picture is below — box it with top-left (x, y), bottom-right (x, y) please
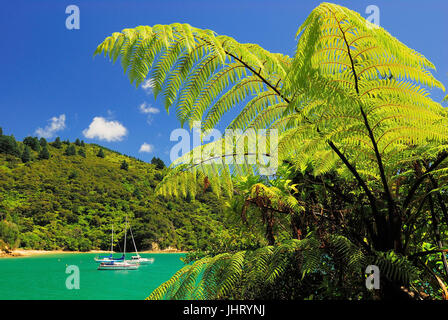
top-left (97, 2), bottom-right (448, 299)
top-left (95, 3), bottom-right (447, 193)
top-left (95, 23), bottom-right (289, 129)
top-left (285, 3), bottom-right (447, 175)
top-left (146, 234), bottom-right (422, 300)
top-left (146, 236), bottom-right (346, 300)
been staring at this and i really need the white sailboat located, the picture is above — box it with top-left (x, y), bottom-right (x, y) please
top-left (98, 216), bottom-right (139, 270)
top-left (127, 224), bottom-right (154, 265)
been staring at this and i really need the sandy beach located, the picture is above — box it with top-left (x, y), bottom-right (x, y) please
top-left (0, 248), bottom-right (186, 258)
top-left (0, 249), bottom-right (109, 258)
top-left (140, 249), bottom-right (187, 254)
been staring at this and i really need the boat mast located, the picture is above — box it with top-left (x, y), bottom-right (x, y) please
top-left (130, 224), bottom-right (139, 256)
top-left (123, 215), bottom-right (127, 258)
top-left (111, 225), bottom-right (114, 253)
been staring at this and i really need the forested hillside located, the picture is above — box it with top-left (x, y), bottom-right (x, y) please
top-left (0, 128), bottom-right (228, 252)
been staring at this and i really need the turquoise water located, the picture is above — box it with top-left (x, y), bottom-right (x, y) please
top-left (0, 253), bottom-right (184, 300)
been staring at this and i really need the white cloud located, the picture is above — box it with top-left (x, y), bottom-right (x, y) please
top-left (139, 142), bottom-right (154, 153)
top-left (35, 114), bottom-right (66, 138)
top-left (141, 79), bottom-right (155, 94)
top-left (139, 102), bottom-right (159, 125)
top-left (139, 102), bottom-right (159, 114)
top-left (82, 117), bottom-right (127, 142)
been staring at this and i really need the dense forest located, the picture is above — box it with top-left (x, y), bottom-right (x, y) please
top-left (0, 128), bottom-right (237, 253)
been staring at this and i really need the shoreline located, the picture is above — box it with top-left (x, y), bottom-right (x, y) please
top-left (0, 248), bottom-right (187, 258)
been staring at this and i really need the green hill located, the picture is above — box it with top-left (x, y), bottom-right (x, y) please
top-left (0, 130), bottom-right (226, 252)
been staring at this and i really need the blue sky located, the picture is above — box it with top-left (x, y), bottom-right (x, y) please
top-left (1, 0), bottom-right (447, 165)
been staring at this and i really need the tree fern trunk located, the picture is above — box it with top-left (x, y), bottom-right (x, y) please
top-left (264, 209), bottom-right (275, 246)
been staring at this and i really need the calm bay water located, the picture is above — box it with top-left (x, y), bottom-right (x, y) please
top-left (0, 253), bottom-right (185, 300)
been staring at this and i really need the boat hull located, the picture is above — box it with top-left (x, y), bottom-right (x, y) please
top-left (127, 258), bottom-right (154, 265)
top-left (94, 258), bottom-right (125, 263)
top-left (97, 262), bottom-right (139, 270)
